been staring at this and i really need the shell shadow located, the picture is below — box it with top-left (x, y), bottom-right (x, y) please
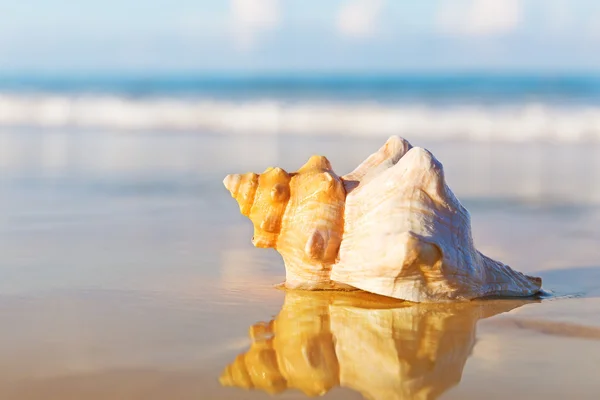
top-left (219, 290), bottom-right (539, 400)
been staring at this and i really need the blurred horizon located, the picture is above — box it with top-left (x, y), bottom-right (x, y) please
top-left (2, 73), bottom-right (600, 142)
top-left (4, 70), bottom-right (600, 78)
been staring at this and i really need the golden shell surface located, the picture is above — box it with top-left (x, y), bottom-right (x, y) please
top-left (224, 155), bottom-right (348, 289)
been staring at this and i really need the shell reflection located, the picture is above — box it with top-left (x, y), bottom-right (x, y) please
top-left (220, 290), bottom-right (537, 399)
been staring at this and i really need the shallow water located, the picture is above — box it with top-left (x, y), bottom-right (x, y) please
top-left (1, 130), bottom-right (600, 399)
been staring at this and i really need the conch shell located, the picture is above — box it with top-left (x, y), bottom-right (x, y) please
top-left (220, 290), bottom-right (537, 399)
top-left (224, 136), bottom-right (542, 302)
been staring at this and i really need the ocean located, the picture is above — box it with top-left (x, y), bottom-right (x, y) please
top-left (2, 74), bottom-right (600, 141)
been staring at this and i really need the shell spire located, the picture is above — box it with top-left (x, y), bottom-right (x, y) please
top-left (223, 156), bottom-right (349, 290)
top-left (223, 172), bottom-right (259, 216)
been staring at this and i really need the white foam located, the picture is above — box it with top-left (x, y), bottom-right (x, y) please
top-left (1, 94), bottom-right (600, 142)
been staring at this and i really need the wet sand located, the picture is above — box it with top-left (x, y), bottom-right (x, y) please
top-left (0, 130), bottom-right (600, 399)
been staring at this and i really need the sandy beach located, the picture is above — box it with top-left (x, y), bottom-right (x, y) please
top-left (0, 130), bottom-right (599, 399)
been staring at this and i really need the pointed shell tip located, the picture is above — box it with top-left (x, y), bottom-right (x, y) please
top-left (223, 174), bottom-right (240, 197)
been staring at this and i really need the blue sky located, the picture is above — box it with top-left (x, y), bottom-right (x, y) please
top-left (2, 0), bottom-right (600, 73)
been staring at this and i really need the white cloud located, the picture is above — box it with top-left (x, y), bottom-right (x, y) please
top-left (437, 0), bottom-right (521, 37)
top-left (230, 0), bottom-right (281, 50)
top-left (336, 0), bottom-right (385, 39)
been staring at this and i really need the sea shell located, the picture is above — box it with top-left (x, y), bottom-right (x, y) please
top-left (220, 290), bottom-right (537, 399)
top-left (223, 136), bottom-right (542, 302)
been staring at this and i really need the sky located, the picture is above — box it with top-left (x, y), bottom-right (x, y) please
top-left (1, 0), bottom-right (600, 73)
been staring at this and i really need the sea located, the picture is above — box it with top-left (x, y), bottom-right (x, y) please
top-left (2, 73), bottom-right (600, 141)
top-left (1, 74), bottom-right (600, 399)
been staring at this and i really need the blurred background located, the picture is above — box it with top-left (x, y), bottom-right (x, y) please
top-left (2, 0), bottom-right (600, 140)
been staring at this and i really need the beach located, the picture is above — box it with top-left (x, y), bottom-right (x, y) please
top-left (1, 128), bottom-right (600, 399)
top-left (4, 0), bottom-right (600, 395)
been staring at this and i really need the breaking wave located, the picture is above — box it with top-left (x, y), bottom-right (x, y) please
top-left (2, 94), bottom-right (600, 142)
